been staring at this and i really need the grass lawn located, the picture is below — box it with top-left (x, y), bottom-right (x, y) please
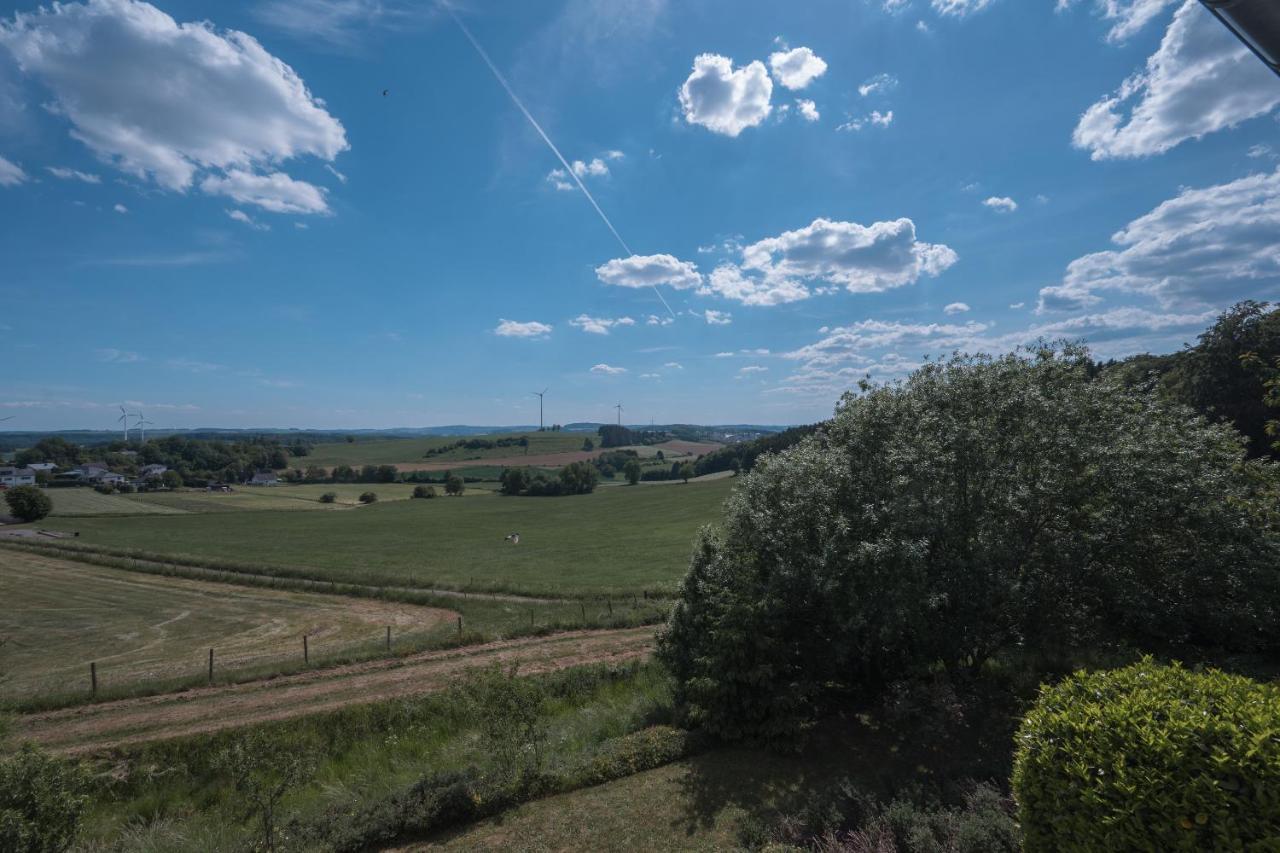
top-left (0, 549), bottom-right (457, 702)
top-left (35, 477), bottom-right (736, 596)
top-left (47, 488), bottom-right (188, 517)
top-left (305, 432), bottom-right (587, 468)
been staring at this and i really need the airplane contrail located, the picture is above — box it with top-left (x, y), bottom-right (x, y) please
top-left (445, 5), bottom-right (677, 319)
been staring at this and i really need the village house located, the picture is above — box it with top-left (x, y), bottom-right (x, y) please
top-left (0, 466), bottom-right (36, 487)
top-left (139, 464), bottom-right (168, 479)
top-left (247, 471), bottom-right (279, 486)
top-left (25, 462), bottom-right (56, 473)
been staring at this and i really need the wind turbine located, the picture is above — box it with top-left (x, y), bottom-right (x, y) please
top-left (614, 402), bottom-right (623, 426)
top-left (532, 388), bottom-right (548, 431)
top-left (134, 411), bottom-right (154, 442)
top-left (117, 406), bottom-right (130, 442)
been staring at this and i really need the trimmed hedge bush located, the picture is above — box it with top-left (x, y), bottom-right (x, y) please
top-left (1013, 658), bottom-right (1280, 851)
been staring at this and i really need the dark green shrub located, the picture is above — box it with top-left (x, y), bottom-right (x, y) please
top-left (659, 348), bottom-right (1280, 742)
top-left (358, 491), bottom-right (377, 504)
top-left (3, 486), bottom-right (52, 523)
top-left (412, 485), bottom-right (437, 499)
top-left (0, 745), bottom-right (90, 852)
top-left (318, 492), bottom-right (337, 504)
top-left (1013, 659), bottom-right (1280, 851)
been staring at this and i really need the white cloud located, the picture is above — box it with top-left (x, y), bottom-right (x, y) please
top-left (1249, 144), bottom-right (1275, 160)
top-left (983, 196), bottom-right (1018, 212)
top-left (95, 347), bottom-right (143, 363)
top-left (702, 309), bottom-right (732, 325)
top-left (931, 0), bottom-right (997, 16)
top-left (646, 314), bottom-right (674, 326)
top-left (546, 152), bottom-right (619, 191)
top-left (1009, 301), bottom-right (1026, 309)
top-left (253, 0), bottom-right (423, 48)
top-left (640, 373), bottom-right (660, 379)
top-left (944, 302), bottom-right (971, 314)
top-left (858, 72), bottom-right (898, 97)
top-left (325, 163), bottom-right (347, 183)
top-left (739, 365), bottom-right (768, 374)
top-left (700, 264), bottom-right (811, 306)
top-left (569, 314), bottom-right (636, 335)
top-left (167, 358), bottom-right (224, 373)
top-left (1058, 0), bottom-right (1180, 43)
top-left (0, 0), bottom-right (347, 209)
top-left (796, 99), bottom-right (820, 122)
top-left (706, 217), bottom-right (957, 304)
top-left (714, 351), bottom-right (734, 358)
top-left (0, 155), bottom-right (25, 186)
top-left (227, 208), bottom-right (269, 230)
top-left (112, 202), bottom-right (127, 213)
top-left (679, 53), bottom-right (772, 137)
top-left (494, 319), bottom-right (553, 338)
top-left (883, 0), bottom-right (911, 10)
top-left (664, 361), bottom-right (683, 369)
top-left (1039, 167), bottom-right (1280, 312)
top-left (47, 166), bottom-right (100, 183)
top-left (596, 254), bottom-right (702, 290)
top-left (838, 110), bottom-right (894, 131)
top-left (590, 363), bottom-right (627, 375)
top-left (768, 46), bottom-right (827, 91)
top-left (201, 170), bottom-right (329, 215)
top-left (1073, 1), bottom-right (1280, 160)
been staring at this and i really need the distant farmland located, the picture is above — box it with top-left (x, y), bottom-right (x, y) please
top-left (304, 432), bottom-right (586, 469)
top-left (35, 477), bottom-right (736, 596)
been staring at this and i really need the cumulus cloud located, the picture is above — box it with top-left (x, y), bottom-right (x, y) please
top-left (0, 154), bottom-right (25, 186)
top-left (796, 99), bottom-right (820, 121)
top-left (1039, 167), bottom-right (1280, 312)
top-left (838, 110), bottom-right (894, 131)
top-left (569, 314), bottom-right (636, 335)
top-left (596, 254), bottom-right (702, 290)
top-left (858, 73), bottom-right (897, 97)
top-left (664, 361), bottom-right (684, 369)
top-left (227, 208), bottom-right (269, 230)
top-left (0, 0), bottom-right (347, 212)
top-left (932, 0), bottom-right (997, 16)
top-left (112, 202), bottom-right (127, 213)
top-left (201, 170), bottom-right (329, 214)
top-left (983, 196), bottom-right (1018, 212)
top-left (702, 309), bottom-right (732, 325)
top-left (546, 152), bottom-right (620, 191)
top-left (1073, 1), bottom-right (1280, 160)
top-left (704, 217), bottom-right (956, 305)
top-left (944, 302), bottom-right (971, 314)
top-left (679, 53), bottom-right (772, 136)
top-left (1057, 0), bottom-right (1179, 43)
top-left (768, 46), bottom-right (827, 90)
top-left (739, 365), bottom-right (768, 374)
top-left (590, 363), bottom-right (627, 375)
top-left (646, 314), bottom-right (675, 326)
top-left (494, 319), bottom-right (552, 338)
top-left (47, 166), bottom-right (100, 183)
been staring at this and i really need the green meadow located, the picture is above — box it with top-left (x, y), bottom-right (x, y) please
top-left (35, 476), bottom-right (736, 596)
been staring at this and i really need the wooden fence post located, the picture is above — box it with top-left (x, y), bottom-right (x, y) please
top-left (607, 599), bottom-right (613, 616)
top-left (207, 648), bottom-right (214, 684)
top-left (457, 615), bottom-right (463, 638)
top-left (90, 661), bottom-right (97, 696)
top-left (386, 625), bottom-right (391, 651)
top-left (303, 634), bottom-right (309, 664)
top-left (580, 602), bottom-right (586, 622)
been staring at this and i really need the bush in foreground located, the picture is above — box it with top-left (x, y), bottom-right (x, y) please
top-left (3, 486), bottom-right (52, 523)
top-left (412, 484), bottom-right (437, 499)
top-left (1013, 659), bottom-right (1280, 851)
top-left (0, 745), bottom-right (90, 852)
top-left (358, 491), bottom-right (378, 504)
top-left (659, 347), bottom-right (1280, 742)
top-left (318, 492), bottom-right (337, 504)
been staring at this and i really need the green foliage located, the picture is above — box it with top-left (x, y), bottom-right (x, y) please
top-left (3, 486), bottom-right (51, 523)
top-left (677, 462), bottom-right (693, 483)
top-left (624, 458), bottom-right (641, 485)
top-left (358, 491), bottom-right (378, 504)
top-left (318, 491), bottom-right (337, 504)
top-left (412, 484), bottom-right (437, 499)
top-left (444, 472), bottom-right (464, 496)
top-left (659, 347), bottom-right (1280, 743)
top-left (692, 424), bottom-right (820, 477)
top-left (1104, 300), bottom-right (1280, 457)
top-left (13, 437), bottom-right (82, 469)
top-left (597, 424), bottom-right (633, 448)
top-left (583, 437), bottom-right (595, 451)
top-left (215, 731), bottom-right (316, 853)
top-left (499, 462), bottom-right (597, 497)
top-left (1013, 659), bottom-right (1280, 851)
top-left (0, 745), bottom-right (90, 853)
top-left (462, 665), bottom-right (548, 779)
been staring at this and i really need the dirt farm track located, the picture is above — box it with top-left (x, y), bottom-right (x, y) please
top-left (18, 626), bottom-right (657, 754)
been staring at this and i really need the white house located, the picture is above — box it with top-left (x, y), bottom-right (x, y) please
top-left (97, 472), bottom-right (126, 486)
top-left (248, 471), bottom-right (279, 486)
top-left (140, 464), bottom-right (168, 479)
top-left (0, 466), bottom-right (36, 487)
top-left (26, 462), bottom-right (56, 472)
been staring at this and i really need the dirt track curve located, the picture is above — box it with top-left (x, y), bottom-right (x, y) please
top-left (18, 626), bottom-right (656, 754)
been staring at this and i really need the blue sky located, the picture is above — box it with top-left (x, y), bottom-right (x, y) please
top-left (2, 0), bottom-right (1278, 430)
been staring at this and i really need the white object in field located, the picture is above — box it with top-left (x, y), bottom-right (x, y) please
top-left (504, 533), bottom-right (520, 544)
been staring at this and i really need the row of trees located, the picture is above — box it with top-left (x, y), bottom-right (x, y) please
top-left (499, 462), bottom-right (598, 496)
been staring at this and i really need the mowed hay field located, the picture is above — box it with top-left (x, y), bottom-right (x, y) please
top-left (36, 477), bottom-right (737, 596)
top-left (0, 549), bottom-right (458, 702)
top-left (47, 488), bottom-right (188, 517)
